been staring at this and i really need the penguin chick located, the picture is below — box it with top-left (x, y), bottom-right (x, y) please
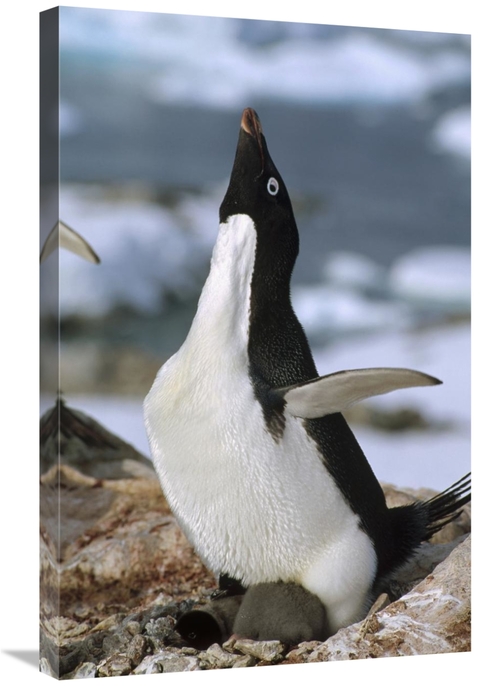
top-left (175, 594), bottom-right (244, 650)
top-left (233, 582), bottom-right (328, 645)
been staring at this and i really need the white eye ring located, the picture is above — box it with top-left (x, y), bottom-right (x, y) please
top-left (267, 177), bottom-right (279, 196)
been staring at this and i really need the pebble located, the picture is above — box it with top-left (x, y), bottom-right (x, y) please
top-left (65, 661), bottom-right (98, 679)
top-left (231, 639), bottom-right (286, 663)
top-left (285, 641), bottom-right (322, 663)
top-left (125, 620), bottom-right (142, 636)
top-left (232, 654), bottom-right (257, 668)
top-left (126, 633), bottom-right (150, 666)
top-left (199, 643), bottom-right (238, 669)
top-left (144, 616), bottom-right (177, 651)
top-left (150, 654), bottom-right (199, 673)
top-left (97, 654), bottom-right (133, 677)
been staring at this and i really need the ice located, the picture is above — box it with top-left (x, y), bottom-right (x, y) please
top-left (322, 251), bottom-right (386, 291)
top-left (431, 106), bottom-right (471, 159)
top-left (292, 284), bottom-right (411, 337)
top-left (56, 185), bottom-right (219, 317)
top-left (291, 245), bottom-right (470, 341)
top-left (388, 246), bottom-right (471, 311)
top-left (59, 9), bottom-right (470, 109)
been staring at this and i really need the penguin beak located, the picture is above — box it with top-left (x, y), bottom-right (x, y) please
top-left (241, 107), bottom-right (265, 175)
top-left (241, 108), bottom-right (262, 138)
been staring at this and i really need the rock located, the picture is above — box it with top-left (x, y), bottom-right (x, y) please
top-left (39, 431), bottom-right (213, 677)
top-left (199, 643), bottom-right (240, 669)
top-left (125, 620), bottom-right (142, 637)
top-left (144, 616), bottom-right (177, 652)
top-left (40, 397), bottom-right (156, 479)
top-left (96, 654), bottom-right (133, 677)
top-left (91, 613), bottom-right (126, 633)
top-left (39, 657), bottom-right (56, 677)
top-left (230, 638), bottom-right (286, 663)
top-left (285, 641), bottom-right (323, 664)
top-left (40, 404), bottom-right (471, 677)
top-left (232, 654), bottom-right (257, 668)
top-left (305, 535), bottom-right (471, 662)
top-left (126, 634), bottom-right (150, 667)
top-left (134, 652), bottom-right (200, 674)
top-left (40, 463), bottom-right (212, 614)
top-left (382, 535), bottom-right (468, 599)
top-left (65, 661), bottom-right (98, 679)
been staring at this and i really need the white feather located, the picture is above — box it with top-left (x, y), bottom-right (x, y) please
top-left (144, 214), bottom-right (377, 633)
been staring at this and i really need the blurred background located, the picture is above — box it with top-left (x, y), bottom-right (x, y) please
top-left (40, 7), bottom-right (470, 489)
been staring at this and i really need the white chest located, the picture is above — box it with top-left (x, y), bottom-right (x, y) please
top-left (144, 215), bottom-right (377, 626)
top-left (146, 347), bottom-right (357, 584)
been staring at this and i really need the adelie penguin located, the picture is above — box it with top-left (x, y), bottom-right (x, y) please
top-left (144, 108), bottom-right (471, 637)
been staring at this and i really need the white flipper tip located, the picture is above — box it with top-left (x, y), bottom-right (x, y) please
top-left (279, 367), bottom-right (442, 419)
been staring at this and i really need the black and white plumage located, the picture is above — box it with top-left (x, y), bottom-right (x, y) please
top-left (144, 108), bottom-right (470, 636)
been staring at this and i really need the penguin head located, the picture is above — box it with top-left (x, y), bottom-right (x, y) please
top-left (219, 108), bottom-right (299, 288)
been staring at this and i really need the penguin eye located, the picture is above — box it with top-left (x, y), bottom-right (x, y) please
top-left (267, 177), bottom-right (279, 196)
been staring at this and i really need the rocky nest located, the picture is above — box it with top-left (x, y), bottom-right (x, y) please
top-left (40, 400), bottom-right (471, 678)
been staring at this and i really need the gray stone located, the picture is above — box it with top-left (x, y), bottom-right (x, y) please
top-left (64, 661), bottom-right (97, 679)
top-left (232, 654), bottom-right (257, 668)
top-left (96, 654), bottom-right (133, 677)
top-left (231, 638), bottom-right (286, 663)
top-left (40, 398), bottom-right (156, 480)
top-left (126, 634), bottom-right (150, 667)
top-left (134, 652), bottom-right (200, 674)
top-left (199, 643), bottom-right (239, 669)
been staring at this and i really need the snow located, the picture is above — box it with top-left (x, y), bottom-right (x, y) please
top-left (388, 246), bottom-right (471, 312)
top-left (52, 184), bottom-right (220, 317)
top-left (431, 106), bottom-right (471, 159)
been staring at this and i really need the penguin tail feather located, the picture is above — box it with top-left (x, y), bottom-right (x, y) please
top-left (420, 472), bottom-right (471, 540)
top-left (384, 473), bottom-right (471, 576)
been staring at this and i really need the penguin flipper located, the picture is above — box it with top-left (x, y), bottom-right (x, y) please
top-left (276, 368), bottom-right (442, 419)
top-left (40, 220), bottom-right (101, 264)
